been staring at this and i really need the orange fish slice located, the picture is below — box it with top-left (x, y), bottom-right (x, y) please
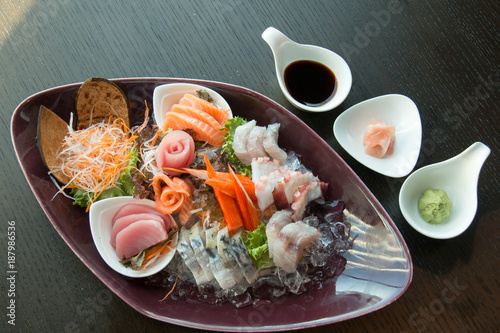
top-left (170, 104), bottom-right (223, 133)
top-left (163, 112), bottom-right (225, 147)
top-left (179, 93), bottom-right (229, 126)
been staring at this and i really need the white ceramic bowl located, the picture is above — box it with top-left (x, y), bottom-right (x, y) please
top-left (333, 94), bottom-right (422, 178)
top-left (153, 83), bottom-right (232, 128)
top-left (399, 142), bottom-right (490, 239)
top-left (89, 196), bottom-right (178, 278)
top-left (262, 27), bottom-right (352, 112)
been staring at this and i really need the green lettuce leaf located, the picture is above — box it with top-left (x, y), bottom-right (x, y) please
top-left (241, 222), bottom-right (274, 270)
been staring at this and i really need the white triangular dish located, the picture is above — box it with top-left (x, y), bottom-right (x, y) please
top-left (333, 94), bottom-right (422, 178)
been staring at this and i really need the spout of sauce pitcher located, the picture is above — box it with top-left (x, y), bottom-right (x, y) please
top-left (261, 27), bottom-right (294, 58)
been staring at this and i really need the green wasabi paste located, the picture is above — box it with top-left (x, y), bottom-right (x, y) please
top-left (418, 189), bottom-right (452, 224)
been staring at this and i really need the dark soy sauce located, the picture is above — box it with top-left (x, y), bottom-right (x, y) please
top-left (284, 60), bottom-right (337, 107)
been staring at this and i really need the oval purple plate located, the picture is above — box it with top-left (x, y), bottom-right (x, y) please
top-left (10, 78), bottom-right (412, 331)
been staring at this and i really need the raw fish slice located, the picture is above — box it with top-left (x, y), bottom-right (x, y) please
top-left (112, 203), bottom-right (172, 228)
top-left (280, 171), bottom-right (318, 204)
top-left (272, 222), bottom-right (302, 268)
top-left (179, 93), bottom-right (229, 126)
top-left (246, 126), bottom-right (268, 160)
top-left (233, 120), bottom-right (256, 164)
top-left (290, 181), bottom-right (327, 221)
top-left (205, 225), bottom-right (243, 290)
top-left (263, 123), bottom-right (287, 162)
top-left (114, 219), bottom-right (167, 259)
top-left (111, 213), bottom-right (164, 248)
top-left (178, 226), bottom-right (211, 285)
top-left (250, 157), bottom-right (283, 184)
top-left (188, 222), bottom-right (215, 282)
top-left (255, 169), bottom-right (317, 210)
top-left (163, 112), bottom-right (224, 147)
top-left (266, 210), bottom-right (293, 258)
top-left (217, 226), bottom-right (238, 269)
top-left (152, 174), bottom-right (194, 225)
top-left (362, 119), bottom-right (395, 158)
top-left (230, 231), bottom-right (259, 284)
top-left (280, 221), bottom-right (321, 273)
top-left (255, 169), bottom-right (286, 210)
top-left (171, 104), bottom-right (224, 133)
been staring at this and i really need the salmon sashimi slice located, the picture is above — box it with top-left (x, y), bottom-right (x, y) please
top-left (179, 93), bottom-right (229, 126)
top-left (363, 119), bottom-right (395, 158)
top-left (170, 104), bottom-right (225, 134)
top-left (163, 111), bottom-right (225, 147)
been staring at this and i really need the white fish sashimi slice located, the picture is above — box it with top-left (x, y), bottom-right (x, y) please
top-left (205, 226), bottom-right (243, 290)
top-left (272, 222), bottom-right (303, 269)
top-left (230, 232), bottom-right (259, 284)
top-left (246, 126), bottom-right (267, 160)
top-left (114, 219), bottom-right (167, 260)
top-left (263, 123), bottom-right (287, 163)
top-left (178, 226), bottom-right (212, 285)
top-left (188, 222), bottom-right (215, 282)
top-left (266, 210), bottom-right (293, 258)
top-left (233, 119), bottom-right (256, 165)
top-left (281, 222), bottom-right (322, 273)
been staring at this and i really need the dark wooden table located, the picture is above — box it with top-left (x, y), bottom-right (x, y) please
top-left (1, 1), bottom-right (499, 332)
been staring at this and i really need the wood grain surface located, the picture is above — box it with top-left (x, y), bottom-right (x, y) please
top-left (1, 1), bottom-right (499, 332)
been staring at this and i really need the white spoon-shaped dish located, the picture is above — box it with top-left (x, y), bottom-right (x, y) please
top-left (89, 196), bottom-right (178, 278)
top-left (262, 27), bottom-right (352, 112)
top-left (153, 83), bottom-right (232, 128)
top-left (399, 142), bottom-right (490, 239)
top-left (333, 94), bottom-right (422, 178)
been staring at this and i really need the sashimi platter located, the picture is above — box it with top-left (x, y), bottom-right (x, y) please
top-left (11, 77), bottom-right (412, 331)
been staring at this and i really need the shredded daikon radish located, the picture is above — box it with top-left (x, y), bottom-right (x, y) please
top-left (55, 117), bottom-right (137, 208)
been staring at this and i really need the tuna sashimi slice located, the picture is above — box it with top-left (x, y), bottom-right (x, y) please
top-left (111, 213), bottom-right (165, 248)
top-left (114, 219), bottom-right (168, 259)
top-left (111, 203), bottom-right (175, 231)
